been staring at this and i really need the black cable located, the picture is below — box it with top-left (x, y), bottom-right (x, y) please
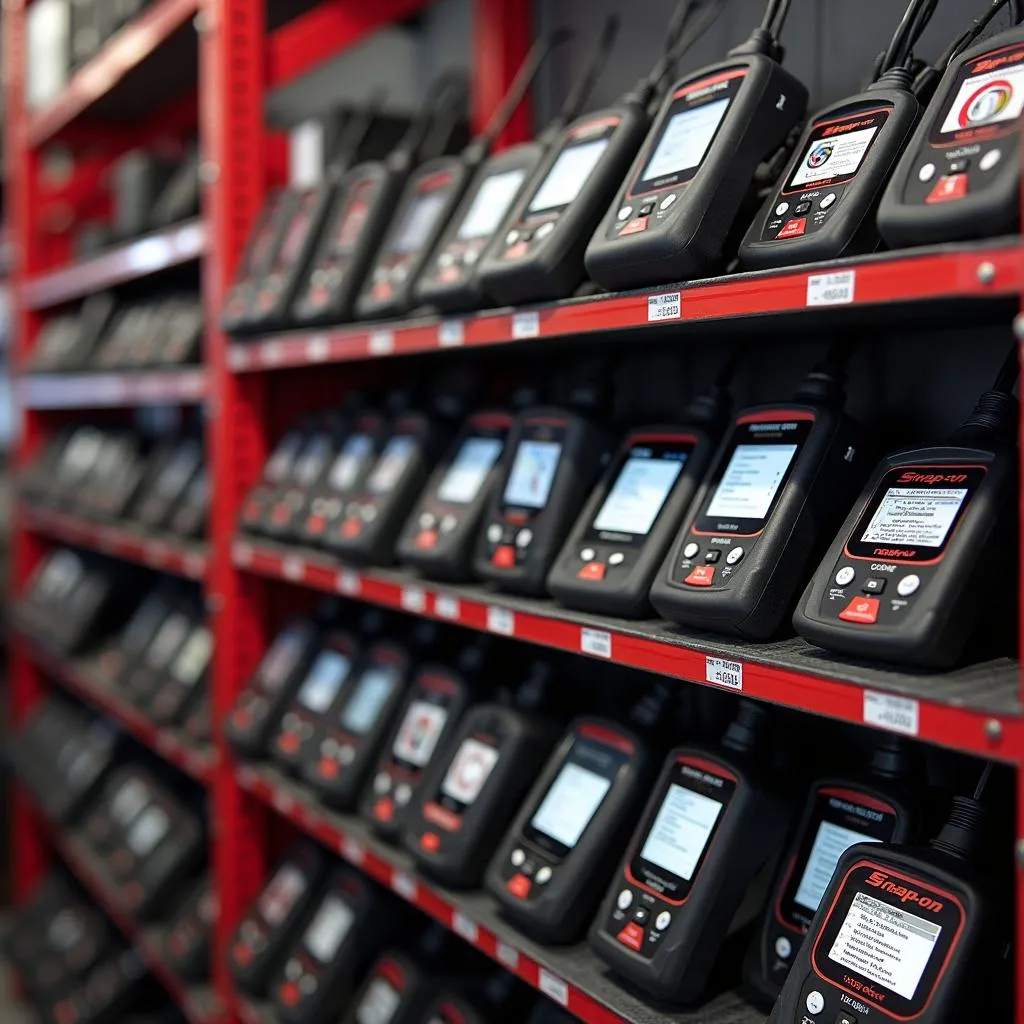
top-left (881, 0), bottom-right (935, 74)
top-left (760, 0), bottom-right (781, 32)
top-left (974, 761), bottom-right (995, 801)
top-left (937, 0), bottom-right (1016, 70)
top-left (992, 344), bottom-right (1020, 394)
top-left (768, 0), bottom-right (793, 39)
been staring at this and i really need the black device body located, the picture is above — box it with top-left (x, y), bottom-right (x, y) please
top-left (120, 604), bottom-right (196, 707)
top-left (229, 844), bottom-right (329, 997)
top-left (586, 56), bottom-right (807, 290)
top-left (27, 900), bottom-right (110, 998)
top-left (182, 692), bottom-right (212, 746)
top-left (361, 659), bottom-right (477, 841)
top-left (473, 407), bottom-right (612, 595)
top-left (339, 951), bottom-right (434, 1024)
top-left (302, 637), bottom-right (412, 808)
top-left (83, 769), bottom-right (153, 858)
top-left (132, 437), bottom-right (203, 531)
top-left (404, 702), bottom-right (556, 887)
top-left (794, 439), bottom-right (1017, 668)
top-left (547, 424), bottom-right (717, 616)
top-left (767, 839), bottom-right (997, 1024)
top-left (396, 410), bottom-right (512, 581)
top-left (486, 718), bottom-right (650, 943)
top-left (271, 869), bottom-right (387, 1024)
top-left (590, 741), bottom-right (790, 1002)
top-left (325, 411), bottom-right (452, 565)
top-left (47, 947), bottom-right (148, 1024)
top-left (878, 25), bottom-right (1024, 248)
top-left (270, 630), bottom-right (360, 773)
top-left (226, 617), bottom-right (322, 758)
top-left (45, 719), bottom-right (117, 825)
top-left (650, 402), bottom-right (863, 639)
top-left (739, 88), bottom-right (920, 268)
top-left (239, 424), bottom-right (308, 535)
top-left (147, 622), bottom-right (212, 726)
top-left (167, 467), bottom-right (208, 538)
top-left (164, 879), bottom-right (215, 983)
top-left (745, 777), bottom-right (916, 1009)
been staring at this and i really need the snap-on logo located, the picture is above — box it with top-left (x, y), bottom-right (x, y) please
top-left (865, 871), bottom-right (945, 911)
top-left (873, 548), bottom-right (916, 559)
top-left (972, 50), bottom-right (1024, 73)
top-left (897, 471), bottom-right (968, 485)
top-left (822, 119), bottom-right (876, 137)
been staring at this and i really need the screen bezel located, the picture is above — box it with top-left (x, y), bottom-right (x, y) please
top-left (523, 123), bottom-right (617, 217)
top-left (500, 422), bottom-right (568, 514)
top-left (434, 432), bottom-right (506, 506)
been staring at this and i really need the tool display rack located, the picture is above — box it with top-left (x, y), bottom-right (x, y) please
top-left (4, 1), bottom-right (1024, 1023)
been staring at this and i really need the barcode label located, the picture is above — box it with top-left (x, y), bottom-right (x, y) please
top-left (452, 912), bottom-right (478, 943)
top-left (580, 628), bottom-right (612, 658)
top-left (439, 320), bottom-right (464, 347)
top-left (705, 656), bottom-right (743, 690)
top-left (368, 330), bottom-right (394, 355)
top-left (487, 606), bottom-right (515, 636)
top-left (392, 872), bottom-right (417, 901)
top-left (807, 269), bottom-right (855, 306)
top-left (538, 969), bottom-right (569, 1006)
top-left (228, 347), bottom-right (248, 371)
top-left (306, 335), bottom-right (329, 361)
top-left (435, 594), bottom-right (460, 620)
top-left (336, 570), bottom-right (361, 596)
top-left (511, 311), bottom-right (540, 338)
top-left (401, 586), bottom-right (426, 613)
top-left (648, 291), bottom-right (682, 322)
top-left (282, 556), bottom-right (305, 581)
top-left (863, 691), bottom-right (919, 736)
top-left (496, 942), bottom-right (520, 970)
top-left (262, 341), bottom-right (283, 365)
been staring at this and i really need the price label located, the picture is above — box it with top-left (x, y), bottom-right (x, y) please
top-left (435, 594), bottom-right (460, 620)
top-left (496, 942), bottom-right (520, 970)
top-left (648, 291), bottom-right (682, 322)
top-left (487, 606), bottom-right (515, 636)
top-left (807, 269), bottom-right (855, 306)
top-left (233, 541), bottom-right (253, 566)
top-left (392, 872), bottom-right (417, 901)
top-left (368, 330), bottom-right (395, 355)
top-left (227, 347), bottom-right (248, 371)
top-left (705, 656), bottom-right (743, 690)
top-left (580, 628), bottom-right (612, 659)
top-left (863, 691), bottom-right (919, 736)
top-left (511, 311), bottom-right (540, 338)
top-left (261, 341), bottom-right (283, 366)
top-left (439, 320), bottom-right (464, 347)
top-left (305, 334), bottom-right (329, 362)
top-left (336, 570), bottom-right (361, 596)
top-left (538, 969), bottom-right (569, 1006)
top-left (451, 912), bottom-right (478, 943)
top-left (282, 556), bottom-right (305, 582)
top-left (401, 586), bottom-right (426, 613)
top-left (342, 836), bottom-right (365, 865)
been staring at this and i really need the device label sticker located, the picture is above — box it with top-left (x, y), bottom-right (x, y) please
top-left (705, 656), bottom-right (743, 690)
top-left (863, 691), bottom-right (919, 735)
top-left (342, 836), bottom-right (365, 865)
top-left (538, 969), bottom-right (569, 1006)
top-left (807, 270), bottom-right (856, 306)
top-left (336, 570), bottom-right (361, 596)
top-left (306, 334), bottom-right (329, 362)
top-left (392, 872), bottom-right (417, 901)
top-left (648, 292), bottom-right (682, 322)
top-left (580, 628), bottom-right (613, 659)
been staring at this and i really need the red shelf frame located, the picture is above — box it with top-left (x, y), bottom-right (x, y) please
top-left (18, 368), bottom-right (208, 409)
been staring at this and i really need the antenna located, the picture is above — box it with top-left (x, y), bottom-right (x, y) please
top-left (332, 89), bottom-right (386, 173)
top-left (544, 16), bottom-right (620, 139)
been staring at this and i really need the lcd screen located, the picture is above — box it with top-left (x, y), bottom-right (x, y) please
top-left (529, 138), bottom-right (610, 212)
top-left (457, 169), bottom-right (527, 240)
top-left (367, 436), bottom-right (416, 495)
top-left (592, 451), bottom-right (686, 535)
top-left (859, 487), bottom-right (967, 549)
top-left (793, 820), bottom-right (881, 912)
top-left (939, 62), bottom-right (1024, 134)
top-left (828, 891), bottom-right (941, 1000)
top-left (705, 444), bottom-right (798, 521)
top-left (276, 194), bottom-right (317, 267)
top-left (503, 440), bottom-right (562, 509)
top-left (392, 700), bottom-right (449, 767)
top-left (293, 435), bottom-right (331, 487)
top-left (304, 896), bottom-right (355, 963)
top-left (441, 737), bottom-right (500, 805)
top-left (171, 627), bottom-right (213, 686)
top-left (258, 629), bottom-right (306, 692)
top-left (147, 614), bottom-right (191, 669)
top-left (529, 762), bottom-right (612, 849)
top-left (258, 865), bottom-right (306, 926)
top-left (265, 432), bottom-right (304, 483)
top-left (111, 780), bottom-right (149, 825)
top-left (329, 434), bottom-right (374, 493)
top-left (296, 650), bottom-right (353, 713)
top-left (127, 806), bottom-right (169, 857)
top-left (122, 597), bottom-right (168, 654)
top-left (789, 124), bottom-right (880, 188)
top-left (356, 977), bottom-right (402, 1024)
top-left (641, 98), bottom-right (730, 181)
top-left (340, 665), bottom-right (401, 734)
top-left (392, 191), bottom-right (448, 254)
top-left (639, 784), bottom-right (722, 882)
top-left (436, 437), bottom-right (504, 504)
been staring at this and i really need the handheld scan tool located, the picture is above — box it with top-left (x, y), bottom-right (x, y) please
top-left (229, 843), bottom-right (329, 996)
top-left (650, 354), bottom-right (864, 639)
top-left (47, 947), bottom-right (148, 1024)
top-left (590, 702), bottom-right (790, 1003)
top-left (83, 769), bottom-right (152, 856)
top-left (182, 691), bottom-right (212, 746)
top-left (167, 466), bottom-right (208, 538)
top-left (769, 767), bottom-right (1007, 1024)
top-left (239, 422), bottom-right (309, 534)
top-left (878, 3), bottom-right (1024, 247)
top-left (147, 622), bottom-right (212, 726)
top-left (414, 19), bottom-right (619, 313)
top-left (739, 0), bottom-right (939, 268)
top-left (164, 879), bottom-right (215, 982)
top-left (396, 409), bottom-right (512, 581)
top-left (586, 0), bottom-right (807, 290)
top-left (120, 604), bottom-right (197, 706)
top-left (744, 735), bottom-right (919, 1009)
top-left (354, 33), bottom-right (568, 320)
top-left (29, 900), bottom-right (109, 996)
top-left (96, 587), bottom-right (173, 685)
top-left (133, 437), bottom-right (203, 531)
top-left (795, 354), bottom-right (1019, 668)
top-left (271, 869), bottom-right (391, 1024)
top-left (361, 638), bottom-right (492, 841)
top-left (340, 950), bottom-right (435, 1024)
top-left (226, 616), bottom-right (323, 757)
top-left (477, 0), bottom-right (725, 307)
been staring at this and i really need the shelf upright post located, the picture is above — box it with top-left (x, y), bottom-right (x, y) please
top-left (472, 0), bottom-right (533, 149)
top-left (199, 0), bottom-right (273, 1010)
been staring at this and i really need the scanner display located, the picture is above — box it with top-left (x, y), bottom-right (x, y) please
top-left (329, 435), bottom-right (374, 493)
top-left (592, 448), bottom-right (687, 536)
top-left (258, 866), bottom-right (306, 925)
top-left (638, 785), bottom-right (722, 883)
top-left (528, 138), bottom-right (610, 212)
top-left (793, 820), bottom-right (880, 913)
top-left (441, 737), bottom-right (500, 806)
top-left (457, 169), bottom-right (527, 239)
top-left (641, 98), bottom-right (730, 182)
top-left (340, 665), bottom-right (402, 735)
top-left (436, 437), bottom-right (504, 504)
top-left (859, 486), bottom-right (967, 548)
top-left (503, 440), bottom-right (563, 508)
top-left (392, 700), bottom-right (449, 767)
top-left (705, 444), bottom-right (798, 521)
top-left (367, 437), bottom-right (416, 495)
top-left (296, 651), bottom-right (353, 713)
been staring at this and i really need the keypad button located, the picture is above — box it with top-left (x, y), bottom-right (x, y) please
top-left (806, 991), bottom-right (825, 1015)
top-left (980, 148), bottom-right (1001, 171)
top-left (536, 221), bottom-right (555, 239)
top-left (863, 577), bottom-right (886, 594)
top-left (660, 193), bottom-right (678, 211)
top-left (580, 547), bottom-right (596, 562)
top-left (918, 162), bottom-right (936, 182)
top-left (897, 574), bottom-right (921, 597)
top-left (775, 201), bottom-right (790, 216)
top-left (616, 889), bottom-right (633, 911)
top-left (616, 206), bottom-right (633, 221)
top-left (516, 528), bottom-right (533, 548)
top-left (419, 512), bottom-right (436, 530)
top-left (536, 866), bottom-right (552, 885)
top-left (726, 546), bottom-right (745, 565)
top-left (794, 200), bottom-right (812, 214)
top-left (373, 772), bottom-right (391, 795)
top-left (704, 550), bottom-right (720, 564)
top-left (639, 202), bottom-right (655, 216)
top-left (505, 230), bottom-right (520, 246)
top-left (683, 542), bottom-right (700, 559)
top-left (487, 523), bottom-right (503, 544)
top-left (633, 907), bottom-right (649, 924)
top-left (511, 848), bottom-right (525, 867)
top-left (775, 936), bottom-right (792, 959)
top-left (608, 552), bottom-right (625, 566)
top-left (440, 514), bottom-right (458, 533)
top-left (835, 565), bottom-right (855, 586)
top-left (394, 784), bottom-right (412, 806)
top-left (655, 910), bottom-right (672, 931)
top-left (820, 192), bottom-right (837, 209)
top-left (948, 158), bottom-right (970, 173)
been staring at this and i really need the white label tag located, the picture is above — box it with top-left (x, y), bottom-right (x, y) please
top-left (435, 594), bottom-right (460, 620)
top-left (496, 942), bottom-right (520, 970)
top-left (538, 969), bottom-right (569, 1006)
top-left (368, 330), bottom-right (394, 355)
top-left (511, 311), bottom-right (540, 338)
top-left (262, 341), bottom-right (283, 366)
top-left (863, 691), bottom-right (919, 736)
top-left (392, 872), bottom-right (417, 901)
top-left (705, 656), bottom-right (743, 690)
top-left (305, 334), bottom-right (329, 362)
top-left (648, 291), bottom-right (682, 322)
top-left (272, 790), bottom-right (295, 816)
top-left (282, 556), bottom-right (305, 582)
top-left (451, 912), bottom-right (478, 943)
top-left (487, 606), bottom-right (515, 636)
top-left (342, 836), bottom-right (365, 865)
top-left (227, 347), bottom-right (248, 371)
top-left (401, 586), bottom-right (426, 614)
top-left (807, 270), bottom-right (856, 306)
top-left (336, 570), bottom-right (361, 596)
top-left (233, 541), bottom-right (253, 566)
top-left (580, 628), bottom-right (612, 659)
top-left (439, 320), bottom-right (464, 347)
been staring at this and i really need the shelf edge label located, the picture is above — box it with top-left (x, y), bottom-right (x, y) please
top-left (863, 690), bottom-right (919, 736)
top-left (648, 291), bottom-right (682, 322)
top-left (538, 969), bottom-right (569, 1006)
top-left (580, 628), bottom-right (612, 659)
top-left (807, 269), bottom-right (855, 306)
top-left (705, 656), bottom-right (743, 690)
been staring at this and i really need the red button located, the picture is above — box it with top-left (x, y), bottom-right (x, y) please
top-left (492, 545), bottom-right (516, 569)
top-left (318, 756), bottom-right (339, 780)
top-left (776, 217), bottom-right (807, 238)
top-left (305, 513), bottom-right (326, 536)
top-left (620, 216), bottom-right (649, 235)
top-left (233, 942), bottom-right (252, 966)
top-left (684, 564), bottom-right (716, 586)
top-left (504, 241), bottom-right (529, 260)
top-left (506, 873), bottom-right (532, 900)
top-left (281, 981), bottom-right (301, 1007)
top-left (420, 832), bottom-right (441, 853)
top-left (341, 518), bottom-right (362, 538)
top-left (373, 797), bottom-right (394, 822)
top-left (927, 174), bottom-right (968, 203)
top-left (243, 499), bottom-right (261, 520)
top-left (576, 561), bottom-right (606, 581)
top-left (617, 922), bottom-right (645, 951)
top-left (232, 707), bottom-right (251, 728)
top-left (839, 595), bottom-right (880, 624)
top-left (372, 281), bottom-right (394, 301)
top-left (278, 731), bottom-right (300, 754)
top-left (271, 504), bottom-right (289, 525)
top-left (416, 529), bottom-right (438, 549)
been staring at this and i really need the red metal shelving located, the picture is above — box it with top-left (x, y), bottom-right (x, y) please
top-left (18, 367), bottom-right (208, 409)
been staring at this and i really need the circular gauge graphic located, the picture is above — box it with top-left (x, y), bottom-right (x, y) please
top-left (807, 143), bottom-right (834, 169)
top-left (960, 80), bottom-right (1013, 127)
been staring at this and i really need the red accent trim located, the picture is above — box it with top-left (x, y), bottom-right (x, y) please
top-left (626, 432), bottom-right (700, 445)
top-left (808, 105), bottom-right (893, 131)
top-left (376, 959), bottom-right (405, 989)
top-left (819, 786), bottom-right (899, 816)
top-left (524, 416), bottom-right (569, 427)
top-left (423, 801), bottom-right (463, 832)
top-left (469, 412), bottom-right (514, 429)
top-left (576, 722), bottom-right (635, 754)
top-left (568, 116), bottom-right (622, 137)
top-left (416, 170), bottom-right (457, 193)
top-left (416, 672), bottom-right (461, 696)
top-left (736, 409), bottom-right (816, 424)
top-left (673, 67), bottom-right (748, 99)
